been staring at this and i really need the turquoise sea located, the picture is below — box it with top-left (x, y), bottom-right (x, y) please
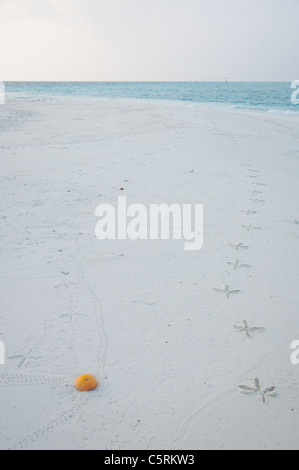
top-left (4, 82), bottom-right (299, 114)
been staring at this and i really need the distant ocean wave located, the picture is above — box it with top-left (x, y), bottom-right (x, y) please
top-left (4, 82), bottom-right (299, 115)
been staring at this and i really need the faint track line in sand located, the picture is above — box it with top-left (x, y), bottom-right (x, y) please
top-left (0, 372), bottom-right (69, 388)
top-left (71, 239), bottom-right (110, 447)
top-left (0, 371), bottom-right (79, 450)
top-left (171, 387), bottom-right (236, 449)
top-left (54, 238), bottom-right (109, 379)
top-left (0, 370), bottom-right (103, 450)
top-left (171, 343), bottom-right (284, 450)
top-left (74, 241), bottom-right (109, 381)
top-left (6, 405), bottom-right (79, 450)
top-left (1, 240), bottom-right (109, 450)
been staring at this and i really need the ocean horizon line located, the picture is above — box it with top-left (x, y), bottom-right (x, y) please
top-left (3, 80), bottom-right (295, 84)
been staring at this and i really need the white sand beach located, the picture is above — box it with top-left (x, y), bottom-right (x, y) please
top-left (1, 99), bottom-right (299, 450)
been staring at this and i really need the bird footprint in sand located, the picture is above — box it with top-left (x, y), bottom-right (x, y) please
top-left (245, 175), bottom-right (257, 179)
top-left (132, 300), bottom-right (156, 306)
top-left (229, 243), bottom-right (249, 251)
top-left (8, 348), bottom-right (40, 369)
top-left (60, 312), bottom-right (88, 323)
top-left (234, 321), bottom-right (265, 339)
top-left (238, 377), bottom-right (276, 404)
top-left (213, 285), bottom-right (240, 299)
top-left (242, 210), bottom-right (257, 216)
top-left (250, 198), bottom-right (265, 204)
top-left (227, 260), bottom-right (251, 270)
top-left (242, 224), bottom-right (262, 232)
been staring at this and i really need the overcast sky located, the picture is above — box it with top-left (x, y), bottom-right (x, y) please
top-left (0, 0), bottom-right (298, 81)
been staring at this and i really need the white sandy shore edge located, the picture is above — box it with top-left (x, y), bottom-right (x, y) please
top-left (0, 99), bottom-right (299, 450)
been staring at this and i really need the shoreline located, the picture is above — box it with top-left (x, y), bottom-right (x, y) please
top-left (4, 81), bottom-right (299, 120)
top-left (4, 96), bottom-right (299, 122)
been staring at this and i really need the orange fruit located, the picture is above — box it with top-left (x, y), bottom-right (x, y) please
top-left (74, 374), bottom-right (98, 392)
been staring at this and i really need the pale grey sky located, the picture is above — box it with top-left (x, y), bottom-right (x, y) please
top-left (0, 0), bottom-right (298, 81)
